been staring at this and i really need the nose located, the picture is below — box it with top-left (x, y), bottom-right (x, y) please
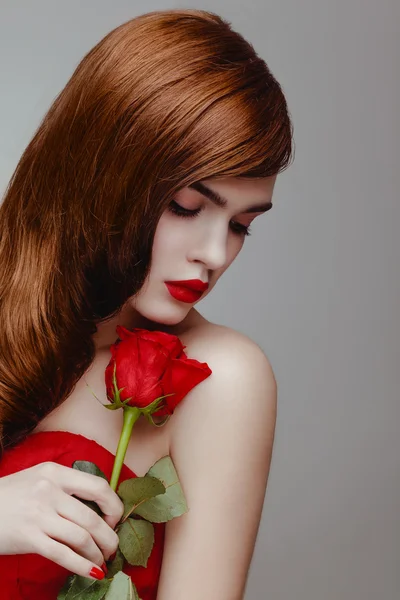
top-left (187, 224), bottom-right (228, 271)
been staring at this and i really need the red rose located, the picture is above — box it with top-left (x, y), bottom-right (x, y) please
top-left (105, 326), bottom-right (212, 418)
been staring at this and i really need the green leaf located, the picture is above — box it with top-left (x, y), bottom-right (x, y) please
top-left (57, 573), bottom-right (110, 599)
top-left (72, 461), bottom-right (108, 481)
top-left (104, 397), bottom-right (133, 410)
top-left (118, 518), bottom-right (155, 567)
top-left (133, 456), bottom-right (188, 523)
top-left (140, 393), bottom-right (175, 416)
top-left (71, 461), bottom-right (109, 516)
top-left (57, 574), bottom-right (74, 599)
top-left (106, 547), bottom-right (125, 578)
top-left (117, 476), bottom-right (165, 520)
top-left (144, 412), bottom-right (171, 427)
top-left (104, 571), bottom-right (139, 599)
top-left (103, 403), bottom-right (122, 411)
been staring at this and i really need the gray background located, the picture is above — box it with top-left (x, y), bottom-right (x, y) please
top-left (1, 1), bottom-right (399, 598)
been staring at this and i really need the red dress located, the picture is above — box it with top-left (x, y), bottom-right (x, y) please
top-left (0, 430), bottom-right (165, 599)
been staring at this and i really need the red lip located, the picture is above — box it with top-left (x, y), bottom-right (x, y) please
top-left (165, 280), bottom-right (209, 304)
top-left (165, 279), bottom-right (209, 292)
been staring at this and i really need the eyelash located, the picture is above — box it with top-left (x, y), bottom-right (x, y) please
top-left (168, 200), bottom-right (252, 237)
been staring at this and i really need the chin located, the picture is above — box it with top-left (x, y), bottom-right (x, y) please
top-left (135, 301), bottom-right (190, 327)
top-left (156, 312), bottom-right (187, 326)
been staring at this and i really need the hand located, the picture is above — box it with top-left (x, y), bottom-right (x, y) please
top-left (0, 461), bottom-right (124, 579)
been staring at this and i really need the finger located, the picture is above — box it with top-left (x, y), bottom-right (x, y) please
top-left (56, 493), bottom-right (119, 561)
top-left (47, 464), bottom-right (124, 529)
top-left (33, 532), bottom-right (106, 581)
top-left (43, 513), bottom-right (105, 568)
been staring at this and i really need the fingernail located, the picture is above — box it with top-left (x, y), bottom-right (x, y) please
top-left (102, 562), bottom-right (108, 574)
top-left (109, 551), bottom-right (117, 561)
top-left (89, 566), bottom-right (105, 580)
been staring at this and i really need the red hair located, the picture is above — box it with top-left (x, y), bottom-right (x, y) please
top-left (0, 9), bottom-right (294, 453)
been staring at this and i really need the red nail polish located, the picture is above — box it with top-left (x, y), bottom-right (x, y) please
top-left (102, 562), bottom-right (108, 574)
top-left (89, 566), bottom-right (105, 580)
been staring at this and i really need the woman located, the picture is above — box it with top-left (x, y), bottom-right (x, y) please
top-left (0, 8), bottom-right (293, 599)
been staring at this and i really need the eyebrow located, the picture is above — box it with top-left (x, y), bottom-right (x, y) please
top-left (189, 181), bottom-right (273, 214)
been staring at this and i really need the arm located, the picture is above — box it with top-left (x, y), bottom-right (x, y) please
top-left (156, 330), bottom-right (277, 600)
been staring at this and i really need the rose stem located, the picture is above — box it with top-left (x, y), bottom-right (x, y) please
top-left (110, 406), bottom-right (141, 491)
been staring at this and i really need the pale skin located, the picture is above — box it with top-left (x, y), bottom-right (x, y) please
top-left (0, 175), bottom-right (278, 599)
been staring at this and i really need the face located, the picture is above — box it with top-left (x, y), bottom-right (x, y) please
top-left (129, 175), bottom-right (277, 325)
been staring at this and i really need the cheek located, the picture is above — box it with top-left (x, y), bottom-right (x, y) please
top-left (151, 225), bottom-right (167, 259)
top-left (151, 216), bottom-right (174, 254)
top-left (151, 214), bottom-right (189, 261)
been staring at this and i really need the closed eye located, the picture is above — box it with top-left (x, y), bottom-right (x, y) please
top-left (168, 200), bottom-right (252, 237)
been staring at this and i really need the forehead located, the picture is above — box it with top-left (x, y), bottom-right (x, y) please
top-left (201, 175), bottom-right (277, 199)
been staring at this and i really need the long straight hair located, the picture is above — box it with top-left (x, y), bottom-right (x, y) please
top-left (0, 9), bottom-right (294, 454)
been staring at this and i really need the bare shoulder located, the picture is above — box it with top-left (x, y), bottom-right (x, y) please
top-left (177, 312), bottom-right (277, 394)
top-left (168, 310), bottom-right (277, 450)
top-left (156, 313), bottom-right (277, 598)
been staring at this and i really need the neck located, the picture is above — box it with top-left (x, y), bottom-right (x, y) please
top-left (92, 303), bottom-right (200, 352)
